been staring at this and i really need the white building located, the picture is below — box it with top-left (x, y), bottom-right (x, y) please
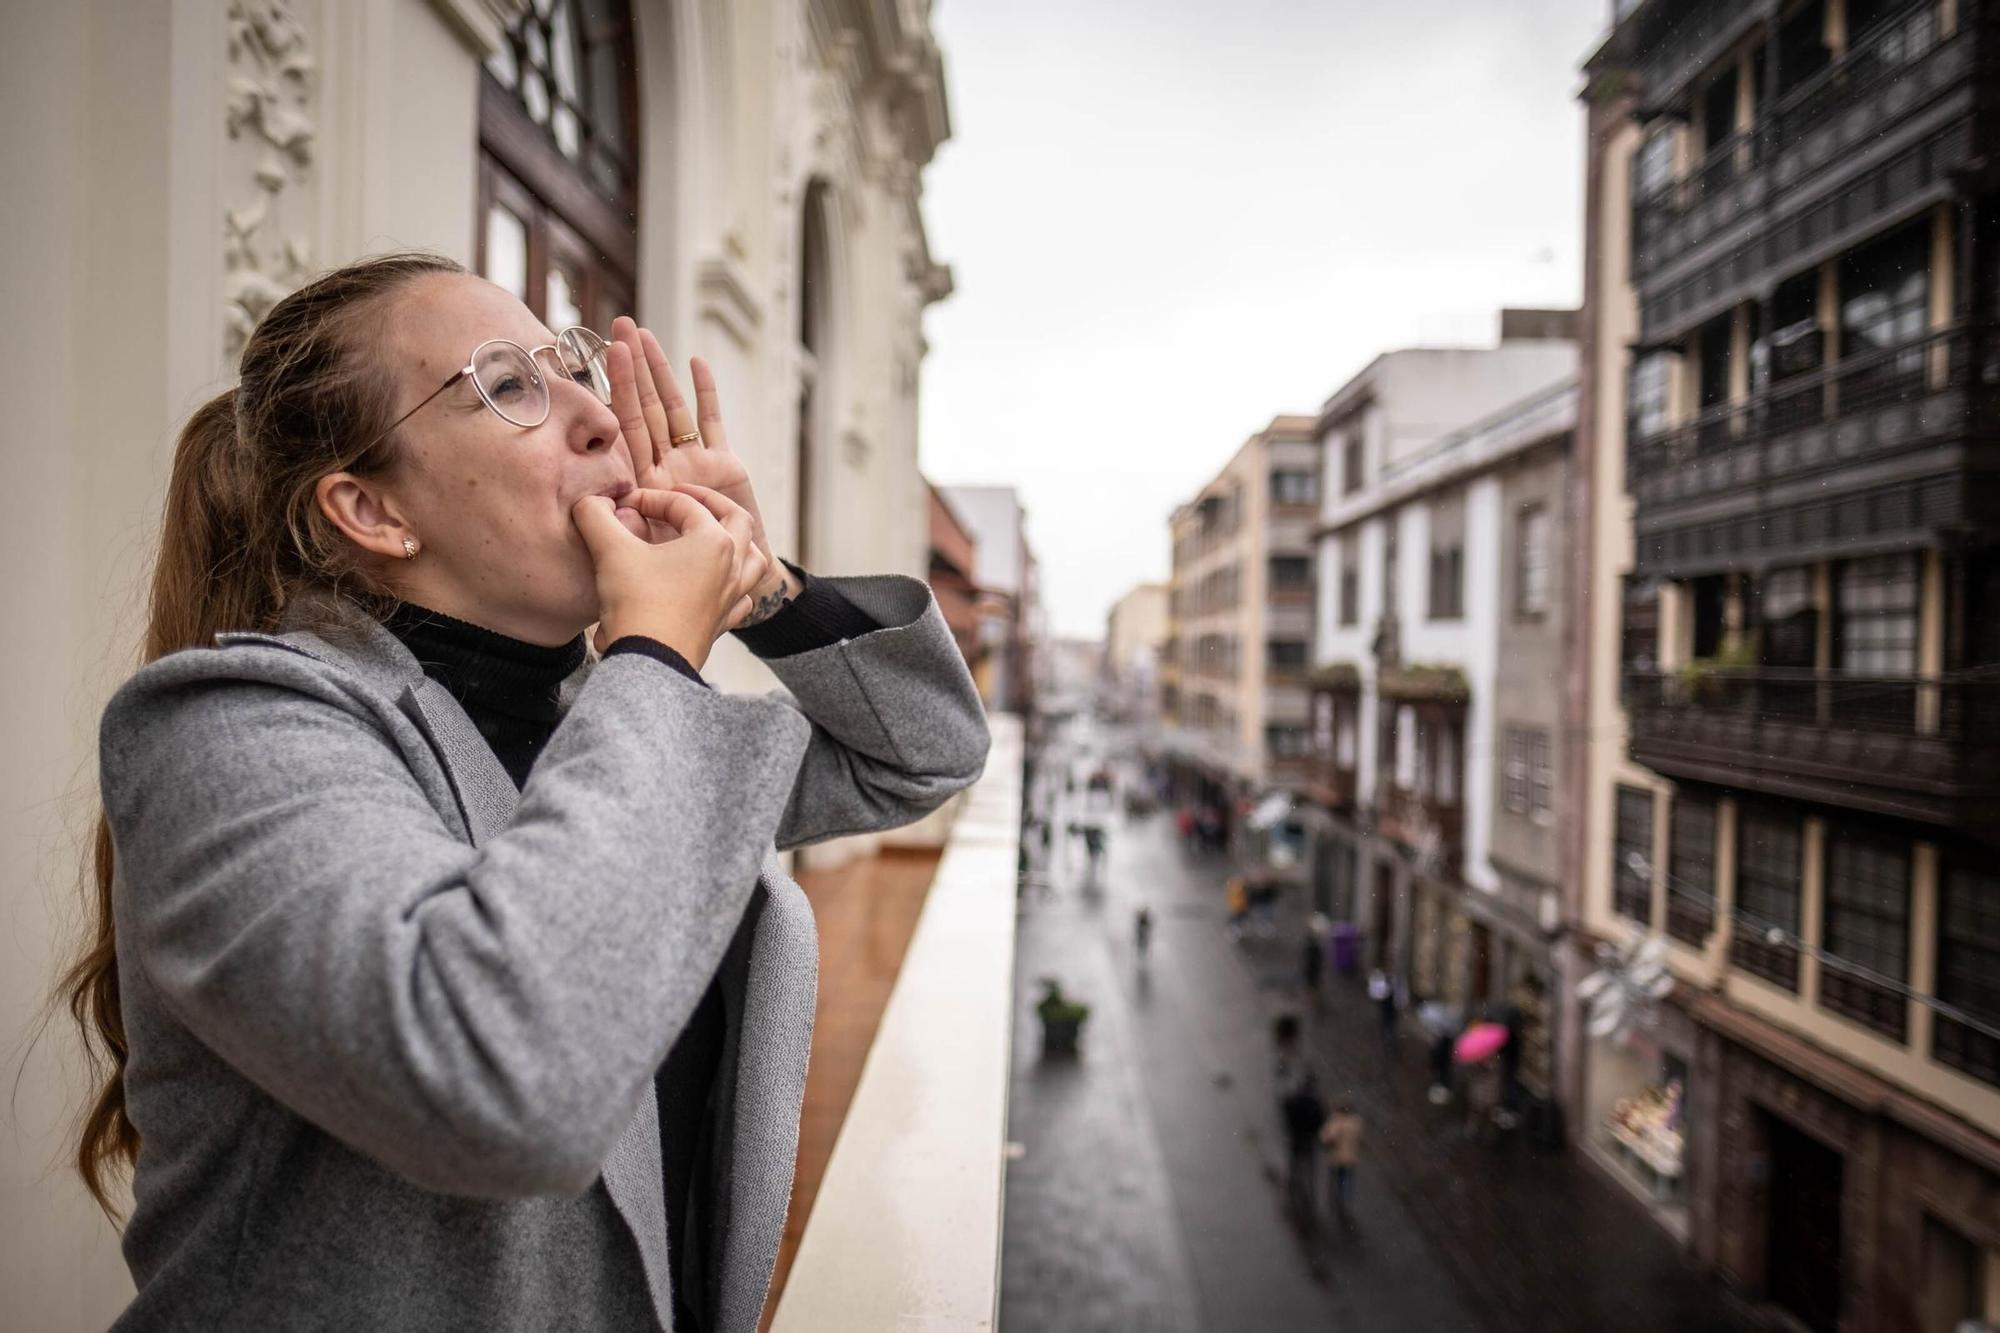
top-left (1306, 313), bottom-right (1574, 1107)
top-left (2, 3), bottom-right (951, 1325)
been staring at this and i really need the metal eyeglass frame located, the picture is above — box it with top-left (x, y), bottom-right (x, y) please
top-left (360, 326), bottom-right (612, 453)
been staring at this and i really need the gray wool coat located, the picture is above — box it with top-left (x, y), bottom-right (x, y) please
top-left (97, 573), bottom-right (991, 1332)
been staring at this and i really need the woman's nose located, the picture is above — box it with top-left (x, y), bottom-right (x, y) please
top-left (558, 382), bottom-right (621, 454)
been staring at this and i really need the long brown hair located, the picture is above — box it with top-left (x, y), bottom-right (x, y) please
top-left (61, 251), bottom-right (464, 1218)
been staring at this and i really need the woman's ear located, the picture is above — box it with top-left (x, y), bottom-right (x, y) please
top-left (315, 472), bottom-right (417, 562)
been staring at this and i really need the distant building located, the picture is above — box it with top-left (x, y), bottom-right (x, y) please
top-left (940, 485), bottom-right (1039, 715)
top-left (927, 481), bottom-right (983, 671)
top-left (1161, 415), bottom-right (1321, 813)
top-left (1306, 318), bottom-right (1577, 1130)
top-left (1104, 582), bottom-right (1170, 724)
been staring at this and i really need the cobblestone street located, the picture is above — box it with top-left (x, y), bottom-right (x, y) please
top-left (999, 730), bottom-right (1760, 1332)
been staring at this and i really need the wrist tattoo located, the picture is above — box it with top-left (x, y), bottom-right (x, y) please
top-left (738, 583), bottom-right (793, 628)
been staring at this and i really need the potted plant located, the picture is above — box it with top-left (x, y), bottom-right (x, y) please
top-left (1036, 977), bottom-right (1090, 1057)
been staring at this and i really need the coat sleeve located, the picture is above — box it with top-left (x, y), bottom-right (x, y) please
top-left (755, 573), bottom-right (992, 851)
top-left (100, 645), bottom-right (811, 1200)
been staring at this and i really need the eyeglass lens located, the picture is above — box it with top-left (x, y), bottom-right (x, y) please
top-left (469, 329), bottom-right (612, 429)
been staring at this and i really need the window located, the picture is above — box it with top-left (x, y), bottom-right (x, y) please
top-left (1665, 794), bottom-right (1718, 945)
top-left (1838, 554), bottom-right (1920, 675)
top-left (1516, 504), bottom-right (1551, 617)
top-left (1935, 854), bottom-right (2000, 1087)
top-left (1433, 719), bottom-right (1460, 806)
top-left (1820, 829), bottom-right (1911, 1041)
top-left (1695, 310), bottom-right (1734, 413)
top-left (1342, 433), bottom-right (1365, 496)
top-left (1269, 555), bottom-right (1311, 589)
top-left (1266, 725), bottom-right (1308, 759)
top-left (1613, 786), bottom-right (1655, 924)
top-left (1338, 533), bottom-right (1360, 627)
top-left (1627, 351), bottom-right (1672, 441)
top-left (1775, 0), bottom-right (1831, 98)
top-left (1621, 576), bottom-right (1660, 691)
top-left (1335, 699), bottom-right (1357, 769)
top-left (1501, 728), bottom-right (1552, 823)
top-left (1266, 640), bottom-right (1308, 673)
top-left (1632, 129), bottom-right (1675, 202)
top-left (1271, 470), bottom-right (1318, 507)
top-left (1732, 807), bottom-right (1803, 991)
top-left (1699, 62), bottom-right (1738, 157)
top-left (1382, 523), bottom-right (1399, 620)
top-left (1840, 221), bottom-right (1930, 375)
top-left (1428, 542), bottom-right (1464, 620)
top-left (479, 0), bottom-right (639, 331)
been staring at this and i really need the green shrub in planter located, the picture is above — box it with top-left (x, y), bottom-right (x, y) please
top-left (1036, 976), bottom-right (1090, 1057)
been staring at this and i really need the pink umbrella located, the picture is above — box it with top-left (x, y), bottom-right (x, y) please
top-left (1453, 1021), bottom-right (1510, 1065)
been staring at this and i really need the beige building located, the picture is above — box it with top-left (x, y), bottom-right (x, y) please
top-left (1, 2), bottom-right (952, 1325)
top-left (1573, 3), bottom-right (1999, 1328)
top-left (1161, 415), bottom-right (1320, 796)
top-left (1103, 581), bottom-right (1168, 722)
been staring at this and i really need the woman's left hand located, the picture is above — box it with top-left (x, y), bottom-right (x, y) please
top-left (606, 316), bottom-right (801, 624)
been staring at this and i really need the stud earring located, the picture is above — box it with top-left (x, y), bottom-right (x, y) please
top-left (402, 537), bottom-right (420, 561)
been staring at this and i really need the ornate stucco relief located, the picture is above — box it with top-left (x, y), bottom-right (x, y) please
top-left (223, 0), bottom-right (318, 356)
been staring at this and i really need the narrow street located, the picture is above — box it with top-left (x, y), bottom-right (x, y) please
top-left (1000, 721), bottom-right (1758, 1332)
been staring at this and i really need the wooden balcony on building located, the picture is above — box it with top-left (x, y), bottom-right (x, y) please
top-left (1375, 784), bottom-right (1465, 867)
top-left (1624, 668), bottom-right (2000, 831)
top-left (1300, 753), bottom-right (1356, 811)
top-left (1625, 323), bottom-right (2000, 578)
top-left (1629, 2), bottom-right (1980, 338)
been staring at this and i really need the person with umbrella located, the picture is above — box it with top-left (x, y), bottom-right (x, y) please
top-left (1454, 1020), bottom-right (1511, 1143)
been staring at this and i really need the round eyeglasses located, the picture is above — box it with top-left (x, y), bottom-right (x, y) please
top-left (362, 326), bottom-right (613, 452)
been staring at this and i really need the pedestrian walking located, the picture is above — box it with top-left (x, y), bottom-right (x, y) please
top-left (1225, 875), bottom-right (1249, 943)
top-left (1272, 1015), bottom-right (1324, 1231)
top-left (64, 254), bottom-right (990, 1331)
top-left (1318, 1100), bottom-right (1363, 1229)
top-left (1134, 906), bottom-right (1154, 960)
top-left (1300, 930), bottom-right (1325, 1006)
top-left (1369, 968), bottom-right (1398, 1054)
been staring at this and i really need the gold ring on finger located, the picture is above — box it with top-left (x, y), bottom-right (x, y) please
top-left (670, 430), bottom-right (701, 446)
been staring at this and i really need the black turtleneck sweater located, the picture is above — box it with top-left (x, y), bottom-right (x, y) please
top-left (383, 566), bottom-right (879, 1333)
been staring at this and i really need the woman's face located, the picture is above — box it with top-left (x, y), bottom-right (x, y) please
top-left (367, 273), bottom-right (641, 644)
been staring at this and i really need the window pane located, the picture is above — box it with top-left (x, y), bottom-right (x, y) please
top-left (484, 204), bottom-right (530, 301)
top-left (547, 257), bottom-right (584, 330)
top-left (1613, 786), bottom-right (1654, 923)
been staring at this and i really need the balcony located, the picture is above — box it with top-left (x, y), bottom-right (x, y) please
top-left (1626, 324), bottom-right (2000, 577)
top-left (1376, 784), bottom-right (1465, 870)
top-left (764, 717), bottom-right (1020, 1330)
top-left (1631, 2), bottom-right (1978, 337)
top-left (1624, 668), bottom-right (2000, 830)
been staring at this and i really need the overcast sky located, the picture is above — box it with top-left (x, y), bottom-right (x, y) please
top-left (917, 0), bottom-right (1610, 639)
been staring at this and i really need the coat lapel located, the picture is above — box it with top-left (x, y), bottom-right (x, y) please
top-left (711, 856), bottom-right (820, 1333)
top-left (397, 676), bottom-right (677, 1329)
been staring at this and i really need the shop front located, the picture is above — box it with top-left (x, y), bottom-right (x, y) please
top-left (1691, 1003), bottom-right (2000, 1333)
top-left (1581, 997), bottom-right (1698, 1240)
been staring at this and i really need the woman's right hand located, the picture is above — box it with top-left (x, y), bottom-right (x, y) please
top-left (572, 484), bottom-right (770, 669)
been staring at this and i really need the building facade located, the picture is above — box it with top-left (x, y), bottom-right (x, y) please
top-left (939, 484), bottom-right (1039, 716)
top-left (1160, 416), bottom-right (1321, 804)
top-left (2, 2), bottom-right (952, 1326)
top-left (1305, 330), bottom-right (1577, 1126)
top-left (1104, 581), bottom-right (1169, 725)
top-left (1575, 3), bottom-right (2000, 1329)
top-left (927, 479), bottom-right (983, 669)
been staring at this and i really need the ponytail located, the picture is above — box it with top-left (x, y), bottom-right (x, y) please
top-left (62, 252), bottom-right (464, 1217)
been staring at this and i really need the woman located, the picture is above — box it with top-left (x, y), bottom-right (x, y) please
top-left (65, 253), bottom-right (990, 1331)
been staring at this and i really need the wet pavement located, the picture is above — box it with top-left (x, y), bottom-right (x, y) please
top-left (998, 725), bottom-right (1759, 1333)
